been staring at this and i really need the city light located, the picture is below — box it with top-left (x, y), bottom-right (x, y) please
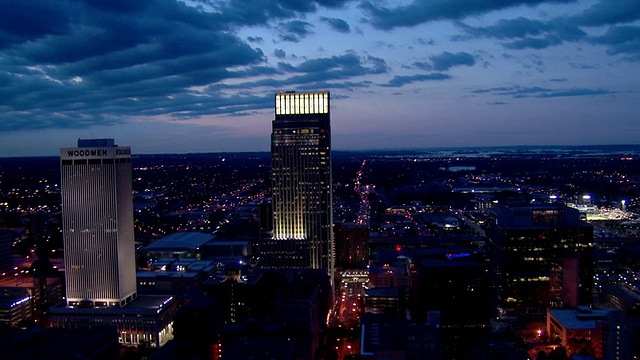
top-left (3, 130), bottom-right (640, 358)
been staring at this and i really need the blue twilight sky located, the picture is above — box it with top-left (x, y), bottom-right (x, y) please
top-left (0, 0), bottom-right (639, 156)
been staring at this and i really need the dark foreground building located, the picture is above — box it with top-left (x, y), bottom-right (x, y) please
top-left (360, 313), bottom-right (442, 359)
top-left (335, 222), bottom-right (369, 269)
top-left (0, 326), bottom-right (119, 359)
top-left (487, 205), bottom-right (594, 320)
top-left (163, 267), bottom-right (331, 360)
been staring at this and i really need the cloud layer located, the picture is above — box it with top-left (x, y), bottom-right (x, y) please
top-left (0, 0), bottom-right (638, 153)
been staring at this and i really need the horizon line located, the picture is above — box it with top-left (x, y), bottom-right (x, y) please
top-left (3, 143), bottom-right (640, 159)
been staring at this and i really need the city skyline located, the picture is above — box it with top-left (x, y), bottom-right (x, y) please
top-left (1, 0), bottom-right (639, 156)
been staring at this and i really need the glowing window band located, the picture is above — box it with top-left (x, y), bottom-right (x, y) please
top-left (275, 92), bottom-right (329, 115)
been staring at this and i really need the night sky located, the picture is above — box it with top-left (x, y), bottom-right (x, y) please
top-left (1, 0), bottom-right (639, 156)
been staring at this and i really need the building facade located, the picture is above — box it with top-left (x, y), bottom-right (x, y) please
top-left (0, 287), bottom-right (32, 327)
top-left (60, 139), bottom-right (137, 307)
top-left (263, 91), bottom-right (334, 280)
top-left (335, 223), bottom-right (369, 269)
top-left (0, 230), bottom-right (13, 276)
top-left (487, 205), bottom-right (594, 320)
top-left (547, 307), bottom-right (609, 359)
top-left (50, 295), bottom-right (177, 347)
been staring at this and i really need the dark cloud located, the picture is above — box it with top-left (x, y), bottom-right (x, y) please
top-left (131, 92), bottom-right (275, 119)
top-left (210, 0), bottom-right (351, 27)
top-left (383, 73), bottom-right (451, 87)
top-left (472, 85), bottom-right (615, 98)
top-left (0, 0), bottom-right (368, 133)
top-left (373, 41), bottom-right (395, 50)
top-left (591, 26), bottom-right (640, 56)
top-left (366, 56), bottom-right (388, 74)
top-left (247, 36), bottom-right (264, 43)
top-left (504, 36), bottom-right (562, 50)
top-left (0, 0), bottom-right (70, 47)
top-left (233, 66), bottom-right (281, 78)
top-left (0, 0), bottom-right (275, 132)
top-left (498, 86), bottom-right (551, 97)
top-left (458, 17), bottom-right (585, 50)
top-left (574, 0), bottom-right (640, 27)
top-left (430, 51), bottom-right (475, 71)
top-left (536, 88), bottom-right (616, 98)
top-left (415, 38), bottom-right (436, 46)
top-left (209, 52), bottom-right (383, 93)
top-left (314, 0), bottom-right (352, 7)
top-left (82, 0), bottom-right (151, 13)
top-left (360, 0), bottom-right (574, 30)
top-left (293, 53), bottom-right (387, 76)
top-left (459, 17), bottom-right (548, 39)
top-left (278, 20), bottom-right (314, 42)
top-left (277, 62), bottom-right (297, 72)
top-left (569, 63), bottom-right (598, 70)
top-left (295, 54), bottom-right (359, 73)
top-left (413, 62), bottom-right (432, 71)
top-left (0, 0), bottom-right (632, 137)
top-left (321, 17), bottom-right (351, 33)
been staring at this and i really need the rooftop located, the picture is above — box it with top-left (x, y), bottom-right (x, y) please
top-left (78, 138), bottom-right (115, 147)
top-left (490, 204), bottom-right (587, 228)
top-left (50, 295), bottom-right (175, 316)
top-left (0, 287), bottom-right (30, 308)
top-left (145, 232), bottom-right (214, 251)
top-left (203, 240), bottom-right (250, 246)
top-left (548, 308), bottom-right (611, 330)
top-left (365, 287), bottom-right (406, 298)
top-left (360, 314), bottom-right (440, 356)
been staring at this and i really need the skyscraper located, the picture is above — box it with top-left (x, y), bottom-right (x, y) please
top-left (486, 205), bottom-right (593, 320)
top-left (263, 91), bottom-right (334, 280)
top-left (60, 139), bottom-right (137, 307)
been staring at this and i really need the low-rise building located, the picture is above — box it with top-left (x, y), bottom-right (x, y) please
top-left (144, 232), bottom-right (214, 260)
top-left (0, 287), bottom-right (32, 327)
top-left (547, 307), bottom-right (610, 359)
top-left (50, 294), bottom-right (178, 347)
top-left (364, 287), bottom-right (410, 318)
top-left (137, 258), bottom-right (216, 295)
top-left (360, 313), bottom-right (442, 360)
top-left (369, 255), bottom-right (411, 288)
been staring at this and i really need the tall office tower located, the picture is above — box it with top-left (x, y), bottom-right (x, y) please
top-left (264, 91), bottom-right (334, 280)
top-left (60, 139), bottom-right (137, 307)
top-left (486, 205), bottom-right (593, 321)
